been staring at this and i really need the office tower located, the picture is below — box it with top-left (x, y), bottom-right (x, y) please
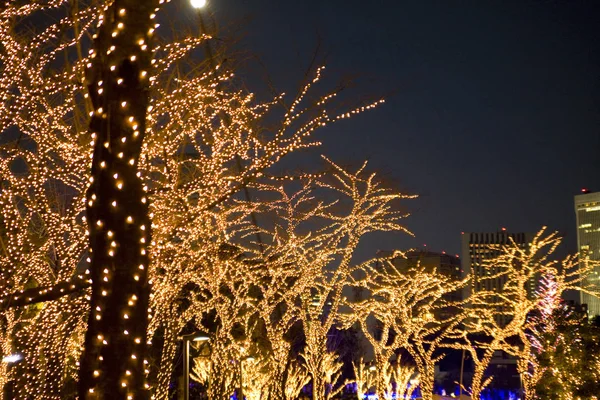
top-left (574, 190), bottom-right (600, 318)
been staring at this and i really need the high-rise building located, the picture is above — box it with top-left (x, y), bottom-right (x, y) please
top-left (461, 231), bottom-right (535, 326)
top-left (574, 190), bottom-right (600, 318)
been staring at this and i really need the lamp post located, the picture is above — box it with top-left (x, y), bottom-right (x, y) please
top-left (189, 0), bottom-right (214, 66)
top-left (182, 334), bottom-right (210, 400)
top-left (1, 354), bottom-right (22, 364)
top-left (2, 353), bottom-right (22, 399)
top-left (518, 370), bottom-right (524, 400)
top-left (189, 0), bottom-right (265, 253)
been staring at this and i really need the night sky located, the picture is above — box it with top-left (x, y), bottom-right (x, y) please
top-left (177, 0), bottom-right (600, 257)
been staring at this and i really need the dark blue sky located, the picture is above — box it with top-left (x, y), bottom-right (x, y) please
top-left (179, 0), bottom-right (600, 256)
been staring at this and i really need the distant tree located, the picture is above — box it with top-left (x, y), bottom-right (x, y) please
top-left (447, 228), bottom-right (598, 400)
top-left (329, 325), bottom-right (363, 381)
top-left (534, 308), bottom-right (600, 400)
top-left (344, 254), bottom-right (466, 400)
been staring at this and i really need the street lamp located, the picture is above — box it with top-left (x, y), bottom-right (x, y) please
top-left (190, 0), bottom-right (207, 9)
top-left (2, 354), bottom-right (21, 399)
top-left (181, 334), bottom-right (210, 400)
top-left (1, 354), bottom-right (22, 364)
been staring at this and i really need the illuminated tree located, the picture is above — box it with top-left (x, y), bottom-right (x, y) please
top-left (77, 0), bottom-right (161, 396)
top-left (1, 1), bottom-right (399, 399)
top-left (448, 229), bottom-right (599, 400)
top-left (352, 357), bottom-right (416, 400)
top-left (345, 255), bottom-right (466, 400)
top-left (352, 359), bottom-right (376, 399)
top-left (286, 160), bottom-right (414, 400)
top-left (392, 361), bottom-right (419, 400)
top-left (284, 361), bottom-right (311, 400)
top-left (516, 271), bottom-right (564, 397)
top-left (1, 0), bottom-right (97, 396)
top-left (533, 308), bottom-right (600, 400)
top-left (0, 309), bottom-right (16, 394)
top-left (205, 159), bottom-right (414, 400)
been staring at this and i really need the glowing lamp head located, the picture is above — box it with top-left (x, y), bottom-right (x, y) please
top-left (190, 0), bottom-right (207, 8)
top-left (2, 354), bottom-right (22, 363)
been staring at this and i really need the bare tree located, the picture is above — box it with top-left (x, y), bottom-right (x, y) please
top-left (447, 229), bottom-right (598, 400)
top-left (0, 2), bottom-right (421, 400)
top-left (346, 255), bottom-right (466, 400)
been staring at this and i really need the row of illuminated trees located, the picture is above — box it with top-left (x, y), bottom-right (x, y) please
top-left (0, 1), bottom-right (598, 399)
top-left (181, 229), bottom-right (599, 400)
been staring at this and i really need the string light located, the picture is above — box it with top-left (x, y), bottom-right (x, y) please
top-left (0, 0), bottom-right (393, 395)
top-left (343, 253), bottom-right (466, 399)
top-left (7, 2), bottom-right (594, 400)
top-left (444, 228), bottom-right (599, 400)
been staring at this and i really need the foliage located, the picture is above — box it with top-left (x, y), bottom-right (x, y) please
top-left (444, 229), bottom-right (598, 400)
top-left (534, 308), bottom-right (600, 400)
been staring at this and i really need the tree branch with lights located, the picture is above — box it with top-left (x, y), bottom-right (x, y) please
top-left (344, 253), bottom-right (466, 400)
top-left (446, 228), bottom-right (599, 400)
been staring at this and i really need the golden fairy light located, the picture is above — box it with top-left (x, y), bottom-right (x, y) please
top-left (0, 0), bottom-right (394, 398)
top-left (446, 228), bottom-right (599, 400)
top-left (3, 1), bottom-right (594, 399)
top-left (344, 253), bottom-right (466, 400)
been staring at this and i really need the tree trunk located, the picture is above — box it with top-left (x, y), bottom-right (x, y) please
top-left (304, 338), bottom-right (326, 400)
top-left (207, 343), bottom-right (233, 400)
top-left (374, 352), bottom-right (386, 399)
top-left (311, 371), bottom-right (325, 400)
top-left (470, 351), bottom-right (494, 400)
top-left (417, 365), bottom-right (434, 400)
top-left (470, 363), bottom-right (484, 400)
top-left (517, 357), bottom-right (535, 400)
top-left (267, 359), bottom-right (286, 400)
top-left (78, 0), bottom-right (157, 398)
top-left (154, 321), bottom-right (179, 400)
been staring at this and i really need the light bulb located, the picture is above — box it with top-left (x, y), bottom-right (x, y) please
top-left (190, 0), bottom-right (207, 9)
